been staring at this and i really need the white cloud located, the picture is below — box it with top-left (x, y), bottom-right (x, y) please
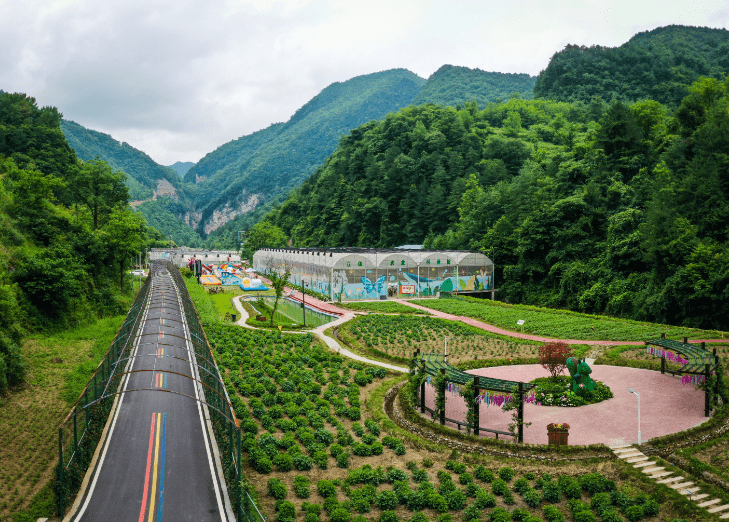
top-left (0, 0), bottom-right (726, 164)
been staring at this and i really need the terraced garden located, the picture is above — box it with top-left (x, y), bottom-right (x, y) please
top-left (409, 297), bottom-right (726, 341)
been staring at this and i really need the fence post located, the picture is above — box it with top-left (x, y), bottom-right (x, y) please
top-left (715, 353), bottom-right (720, 405)
top-left (518, 382), bottom-right (524, 444)
top-left (58, 427), bottom-right (64, 517)
top-left (439, 368), bottom-right (446, 426)
top-left (661, 354), bottom-right (665, 374)
top-left (73, 410), bottom-right (78, 458)
top-left (704, 363), bottom-right (710, 416)
top-left (472, 377), bottom-right (480, 437)
top-left (84, 390), bottom-right (89, 429)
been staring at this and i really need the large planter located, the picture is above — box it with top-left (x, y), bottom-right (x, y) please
top-left (547, 429), bottom-right (569, 446)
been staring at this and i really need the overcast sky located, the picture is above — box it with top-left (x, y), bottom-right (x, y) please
top-left (1, 0), bottom-right (727, 165)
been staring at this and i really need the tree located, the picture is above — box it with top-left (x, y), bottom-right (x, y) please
top-left (539, 342), bottom-right (573, 382)
top-left (101, 208), bottom-right (147, 290)
top-left (70, 159), bottom-right (129, 229)
top-left (262, 256), bottom-right (291, 327)
top-left (242, 221), bottom-right (288, 260)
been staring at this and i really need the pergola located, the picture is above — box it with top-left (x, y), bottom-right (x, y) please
top-left (646, 334), bottom-right (720, 417)
top-left (412, 351), bottom-right (536, 442)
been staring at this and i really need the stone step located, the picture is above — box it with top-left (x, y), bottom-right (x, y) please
top-left (648, 471), bottom-right (673, 479)
top-left (669, 481), bottom-right (695, 490)
top-left (690, 494), bottom-right (709, 501)
top-left (642, 466), bottom-right (664, 474)
top-left (610, 444), bottom-right (633, 450)
top-left (618, 452), bottom-right (643, 459)
top-left (708, 504), bottom-right (729, 514)
top-left (625, 455), bottom-right (648, 464)
top-left (633, 461), bottom-right (657, 468)
top-left (698, 498), bottom-right (721, 508)
top-left (677, 487), bottom-right (701, 495)
top-left (657, 476), bottom-right (684, 484)
top-left (720, 512), bottom-right (729, 519)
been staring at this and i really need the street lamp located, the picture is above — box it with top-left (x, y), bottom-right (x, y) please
top-left (627, 388), bottom-right (641, 445)
top-left (444, 337), bottom-right (456, 364)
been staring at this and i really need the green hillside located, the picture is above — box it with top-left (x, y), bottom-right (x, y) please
top-left (414, 64), bottom-right (536, 106)
top-left (168, 161), bottom-right (194, 178)
top-left (184, 68), bottom-right (426, 237)
top-left (534, 25), bottom-right (729, 106)
top-left (267, 75), bottom-right (729, 330)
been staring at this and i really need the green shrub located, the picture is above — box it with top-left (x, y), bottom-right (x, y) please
top-left (394, 444), bottom-right (407, 455)
top-left (590, 492), bottom-right (611, 516)
top-left (491, 479), bottom-right (509, 496)
top-left (444, 489), bottom-right (467, 511)
top-left (512, 477), bottom-right (530, 494)
top-left (474, 465), bottom-right (494, 483)
top-left (610, 490), bottom-right (633, 511)
top-left (407, 513), bottom-right (429, 522)
top-left (474, 490), bottom-right (497, 509)
top-left (411, 469), bottom-right (429, 483)
top-left (523, 488), bottom-right (542, 508)
top-left (488, 507), bottom-right (511, 522)
top-left (573, 512), bottom-right (597, 522)
top-left (465, 482), bottom-right (480, 498)
top-left (330, 507), bottom-right (352, 522)
top-left (268, 478), bottom-right (287, 500)
top-left (558, 477), bottom-right (581, 499)
top-left (524, 472), bottom-right (536, 480)
top-left (542, 505), bottom-right (566, 522)
top-left (377, 490), bottom-right (398, 510)
top-left (273, 453), bottom-right (294, 472)
top-left (600, 510), bottom-right (622, 522)
top-left (336, 451), bottom-right (350, 468)
top-left (386, 467), bottom-right (408, 483)
top-left (275, 501), bottom-right (296, 522)
top-left (313, 450), bottom-right (328, 469)
top-left (579, 473), bottom-right (608, 494)
top-left (365, 419), bottom-right (381, 436)
top-left (459, 472), bottom-right (474, 485)
top-left (568, 498), bottom-right (590, 514)
top-left (642, 499), bottom-right (659, 516)
top-left (330, 443), bottom-right (344, 457)
top-left (503, 492), bottom-right (515, 505)
top-left (425, 492), bottom-right (449, 513)
top-left (293, 476), bottom-right (310, 498)
top-left (405, 490), bottom-right (425, 511)
top-left (542, 481), bottom-right (561, 503)
top-left (371, 441), bottom-right (384, 455)
top-left (624, 505), bottom-right (643, 521)
top-left (379, 511), bottom-right (399, 522)
top-left (436, 515), bottom-right (453, 522)
top-left (498, 467), bottom-right (515, 482)
top-left (317, 480), bottom-right (337, 498)
top-left (510, 507), bottom-right (530, 521)
top-left (293, 454), bottom-right (314, 470)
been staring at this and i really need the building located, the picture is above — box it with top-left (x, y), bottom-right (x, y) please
top-left (253, 248), bottom-right (494, 301)
top-left (149, 248), bottom-right (241, 267)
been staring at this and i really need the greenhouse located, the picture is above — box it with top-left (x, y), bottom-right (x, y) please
top-left (253, 248), bottom-right (494, 301)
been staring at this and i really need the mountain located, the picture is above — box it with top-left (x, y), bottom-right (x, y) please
top-left (534, 25), bottom-right (729, 106)
top-left (414, 65), bottom-right (536, 107)
top-left (168, 161), bottom-right (195, 178)
top-left (60, 120), bottom-right (204, 246)
top-left (183, 68), bottom-right (426, 237)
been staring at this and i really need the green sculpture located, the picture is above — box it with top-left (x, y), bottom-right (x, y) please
top-left (566, 357), bottom-right (596, 396)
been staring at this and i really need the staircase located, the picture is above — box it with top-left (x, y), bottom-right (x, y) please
top-left (610, 444), bottom-right (729, 518)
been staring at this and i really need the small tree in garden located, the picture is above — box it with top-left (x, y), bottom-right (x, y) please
top-left (539, 342), bottom-right (572, 382)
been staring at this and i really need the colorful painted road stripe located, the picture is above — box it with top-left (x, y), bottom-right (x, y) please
top-left (139, 412), bottom-right (167, 522)
top-left (154, 372), bottom-right (168, 388)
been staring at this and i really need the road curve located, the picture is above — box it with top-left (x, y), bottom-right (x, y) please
top-left (67, 262), bottom-right (233, 522)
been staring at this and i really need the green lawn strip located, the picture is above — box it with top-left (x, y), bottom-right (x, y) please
top-left (336, 301), bottom-right (430, 314)
top-left (677, 430), bottom-right (729, 485)
top-left (410, 296), bottom-right (724, 341)
top-left (239, 298), bottom-right (311, 331)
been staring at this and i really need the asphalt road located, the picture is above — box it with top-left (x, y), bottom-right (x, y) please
top-left (69, 262), bottom-right (231, 522)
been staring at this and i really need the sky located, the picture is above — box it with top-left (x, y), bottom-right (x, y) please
top-left (1, 0), bottom-right (727, 165)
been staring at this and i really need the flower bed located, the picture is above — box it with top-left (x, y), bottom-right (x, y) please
top-left (531, 376), bottom-right (613, 407)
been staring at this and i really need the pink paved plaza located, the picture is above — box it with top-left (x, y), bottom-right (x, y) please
top-left (421, 364), bottom-right (709, 446)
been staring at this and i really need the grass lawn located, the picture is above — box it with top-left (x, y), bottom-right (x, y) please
top-left (411, 297), bottom-right (726, 341)
top-left (0, 315), bottom-right (125, 521)
top-left (336, 301), bottom-right (431, 315)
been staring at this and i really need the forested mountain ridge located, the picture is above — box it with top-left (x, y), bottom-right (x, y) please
top-left (414, 65), bottom-right (536, 106)
top-left (0, 91), bottom-right (166, 393)
top-left (264, 75), bottom-right (729, 330)
top-left (534, 25), bottom-right (729, 106)
top-left (168, 161), bottom-right (194, 178)
top-left (183, 69), bottom-right (426, 238)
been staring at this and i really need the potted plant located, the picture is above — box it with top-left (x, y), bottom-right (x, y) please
top-left (547, 423), bottom-right (570, 446)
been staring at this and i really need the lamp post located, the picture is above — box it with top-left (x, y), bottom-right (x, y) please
top-left (302, 278), bottom-right (306, 328)
top-left (627, 388), bottom-right (641, 445)
top-left (444, 338), bottom-right (456, 364)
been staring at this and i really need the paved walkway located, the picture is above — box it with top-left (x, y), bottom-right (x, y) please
top-left (420, 364), bottom-right (709, 446)
top-left (231, 295), bottom-right (408, 373)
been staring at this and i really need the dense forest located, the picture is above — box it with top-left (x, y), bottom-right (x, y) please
top-left (534, 25), bottom-right (729, 106)
top-left (414, 65), bottom-right (535, 106)
top-left (0, 92), bottom-right (166, 393)
top-left (265, 74), bottom-right (729, 330)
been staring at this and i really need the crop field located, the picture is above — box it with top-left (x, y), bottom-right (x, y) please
top-left (339, 314), bottom-right (540, 366)
top-left (0, 315), bottom-right (125, 522)
top-left (410, 297), bottom-right (725, 341)
top-left (337, 301), bottom-right (430, 315)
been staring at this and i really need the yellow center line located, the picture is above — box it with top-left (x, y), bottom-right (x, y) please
top-left (148, 411), bottom-right (162, 522)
